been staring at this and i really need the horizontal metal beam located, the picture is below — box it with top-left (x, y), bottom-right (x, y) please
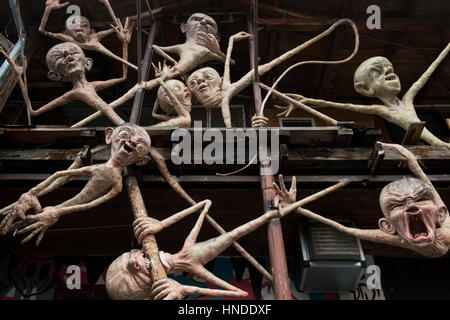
top-left (1, 173), bottom-right (450, 184)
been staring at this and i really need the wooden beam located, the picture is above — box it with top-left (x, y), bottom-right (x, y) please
top-left (258, 17), bottom-right (442, 32)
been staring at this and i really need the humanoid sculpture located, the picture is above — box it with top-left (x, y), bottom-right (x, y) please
top-left (186, 19), bottom-right (358, 128)
top-left (105, 179), bottom-right (349, 300)
top-left (151, 78), bottom-right (192, 128)
top-left (152, 13), bottom-right (231, 79)
top-left (274, 43), bottom-right (450, 148)
top-left (276, 143), bottom-right (450, 258)
top-left (9, 41), bottom-right (130, 124)
top-left (39, 0), bottom-right (137, 70)
top-left (0, 123), bottom-right (151, 246)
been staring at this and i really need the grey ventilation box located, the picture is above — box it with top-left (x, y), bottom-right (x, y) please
top-left (295, 218), bottom-right (366, 293)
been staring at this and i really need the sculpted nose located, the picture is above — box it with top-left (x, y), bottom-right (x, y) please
top-left (406, 203), bottom-right (420, 213)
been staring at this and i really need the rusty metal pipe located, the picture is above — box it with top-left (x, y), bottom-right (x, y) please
top-left (248, 1), bottom-right (292, 300)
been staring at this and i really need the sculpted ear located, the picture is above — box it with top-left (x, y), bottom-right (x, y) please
top-left (136, 155), bottom-right (150, 166)
top-left (378, 218), bottom-right (396, 235)
top-left (84, 58), bottom-right (93, 71)
top-left (354, 82), bottom-right (375, 97)
top-left (180, 23), bottom-right (187, 34)
top-left (47, 70), bottom-right (62, 81)
top-left (437, 205), bottom-right (448, 227)
top-left (105, 127), bottom-right (114, 145)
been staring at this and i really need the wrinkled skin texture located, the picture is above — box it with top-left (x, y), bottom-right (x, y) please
top-left (11, 42), bottom-right (130, 125)
top-left (275, 42), bottom-right (450, 148)
top-left (39, 0), bottom-right (136, 69)
top-left (0, 124), bottom-right (151, 246)
top-left (105, 177), bottom-right (349, 300)
top-left (278, 143), bottom-right (450, 258)
top-left (379, 178), bottom-right (439, 247)
top-left (152, 13), bottom-right (230, 79)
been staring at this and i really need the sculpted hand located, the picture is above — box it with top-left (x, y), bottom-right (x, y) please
top-left (14, 206), bottom-right (60, 246)
top-left (152, 60), bottom-right (174, 79)
top-left (273, 174), bottom-right (297, 215)
top-left (0, 192), bottom-right (42, 235)
top-left (251, 115), bottom-right (269, 128)
top-left (150, 278), bottom-right (186, 300)
top-left (133, 216), bottom-right (164, 244)
top-left (197, 32), bottom-right (220, 54)
top-left (232, 31), bottom-right (253, 41)
top-left (45, 0), bottom-right (70, 10)
top-left (112, 17), bottom-right (135, 44)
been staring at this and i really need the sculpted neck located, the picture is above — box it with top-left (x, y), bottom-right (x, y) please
top-left (71, 72), bottom-right (90, 89)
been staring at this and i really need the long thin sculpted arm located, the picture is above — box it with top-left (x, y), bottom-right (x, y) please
top-left (39, 6), bottom-right (71, 41)
top-left (379, 143), bottom-right (445, 207)
top-left (28, 167), bottom-right (92, 196)
top-left (295, 207), bottom-right (404, 246)
top-left (148, 146), bottom-right (196, 205)
top-left (0, 145), bottom-right (108, 216)
top-left (403, 42), bottom-right (450, 103)
top-left (93, 43), bottom-right (129, 91)
top-left (52, 183), bottom-right (122, 217)
top-left (71, 83), bottom-right (144, 128)
top-left (30, 91), bottom-right (75, 116)
top-left (182, 200), bottom-right (211, 248)
top-left (96, 28), bottom-right (115, 41)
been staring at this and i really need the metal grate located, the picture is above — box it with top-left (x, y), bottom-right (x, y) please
top-left (308, 221), bottom-right (361, 260)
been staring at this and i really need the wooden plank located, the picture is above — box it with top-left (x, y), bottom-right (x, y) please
top-left (258, 17), bottom-right (442, 32)
top-left (402, 121), bottom-right (426, 145)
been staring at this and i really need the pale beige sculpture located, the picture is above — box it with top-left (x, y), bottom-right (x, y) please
top-left (152, 13), bottom-right (231, 79)
top-left (105, 179), bottom-right (349, 300)
top-left (39, 0), bottom-right (137, 70)
top-left (151, 77), bottom-right (192, 128)
top-left (275, 43), bottom-right (450, 148)
top-left (0, 123), bottom-right (151, 246)
top-left (277, 143), bottom-right (450, 258)
top-left (187, 19), bottom-right (358, 128)
top-left (3, 40), bottom-right (132, 125)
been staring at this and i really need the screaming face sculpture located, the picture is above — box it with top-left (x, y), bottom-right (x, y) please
top-left (0, 124), bottom-right (151, 246)
top-left (39, 0), bottom-right (137, 70)
top-left (278, 143), bottom-right (449, 258)
top-left (379, 177), bottom-right (445, 248)
top-left (152, 13), bottom-right (230, 80)
top-left (275, 43), bottom-right (450, 148)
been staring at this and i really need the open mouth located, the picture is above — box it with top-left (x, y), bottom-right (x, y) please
top-left (407, 214), bottom-right (430, 242)
top-left (384, 74), bottom-right (398, 82)
top-left (199, 84), bottom-right (208, 91)
top-left (124, 143), bottom-right (133, 153)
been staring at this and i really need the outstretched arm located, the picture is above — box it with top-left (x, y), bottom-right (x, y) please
top-left (148, 146), bottom-right (196, 205)
top-left (379, 142), bottom-right (445, 207)
top-left (274, 93), bottom-right (383, 116)
top-left (403, 42), bottom-right (450, 103)
top-left (133, 200), bottom-right (212, 243)
top-left (39, 1), bottom-right (71, 39)
top-left (295, 207), bottom-right (404, 246)
top-left (98, 0), bottom-right (119, 26)
top-left (93, 18), bottom-right (134, 91)
top-left (150, 277), bottom-right (247, 300)
top-left (14, 183), bottom-right (121, 246)
top-left (223, 32), bottom-right (252, 88)
top-left (95, 28), bottom-right (115, 42)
